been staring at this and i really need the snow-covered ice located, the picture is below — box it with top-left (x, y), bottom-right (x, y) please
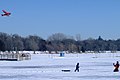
top-left (0, 53), bottom-right (120, 80)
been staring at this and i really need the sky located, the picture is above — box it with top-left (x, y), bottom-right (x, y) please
top-left (0, 0), bottom-right (120, 40)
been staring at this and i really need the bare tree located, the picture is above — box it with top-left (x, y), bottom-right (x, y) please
top-left (12, 34), bottom-right (24, 51)
top-left (47, 33), bottom-right (67, 41)
top-left (24, 36), bottom-right (39, 54)
top-left (76, 34), bottom-right (81, 41)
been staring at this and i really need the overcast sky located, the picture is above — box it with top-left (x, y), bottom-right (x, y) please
top-left (0, 0), bottom-right (120, 40)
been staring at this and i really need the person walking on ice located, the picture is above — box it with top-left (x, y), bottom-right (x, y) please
top-left (75, 63), bottom-right (79, 72)
top-left (113, 61), bottom-right (119, 72)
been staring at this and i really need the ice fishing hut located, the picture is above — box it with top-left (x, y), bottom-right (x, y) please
top-left (60, 52), bottom-right (65, 57)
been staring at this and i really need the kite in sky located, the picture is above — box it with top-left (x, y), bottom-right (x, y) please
top-left (1, 10), bottom-right (11, 16)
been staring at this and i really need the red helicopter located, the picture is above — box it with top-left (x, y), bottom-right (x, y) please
top-left (1, 10), bottom-right (11, 16)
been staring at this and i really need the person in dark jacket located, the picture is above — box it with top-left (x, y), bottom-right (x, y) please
top-left (113, 61), bottom-right (119, 72)
top-left (75, 63), bottom-right (79, 72)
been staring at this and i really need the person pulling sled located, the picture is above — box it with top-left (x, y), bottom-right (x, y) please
top-left (75, 63), bottom-right (79, 72)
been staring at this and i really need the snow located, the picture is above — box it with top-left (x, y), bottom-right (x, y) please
top-left (0, 53), bottom-right (120, 80)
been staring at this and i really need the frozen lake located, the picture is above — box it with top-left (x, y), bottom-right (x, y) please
top-left (0, 53), bottom-right (120, 80)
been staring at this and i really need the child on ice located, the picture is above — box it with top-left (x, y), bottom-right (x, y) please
top-left (113, 61), bottom-right (119, 72)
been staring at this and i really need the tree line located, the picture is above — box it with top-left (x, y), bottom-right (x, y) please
top-left (0, 32), bottom-right (119, 53)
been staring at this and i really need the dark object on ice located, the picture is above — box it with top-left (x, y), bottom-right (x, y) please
top-left (113, 61), bottom-right (119, 72)
top-left (60, 52), bottom-right (65, 57)
top-left (74, 63), bottom-right (79, 72)
top-left (0, 59), bottom-right (17, 61)
top-left (62, 69), bottom-right (70, 72)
